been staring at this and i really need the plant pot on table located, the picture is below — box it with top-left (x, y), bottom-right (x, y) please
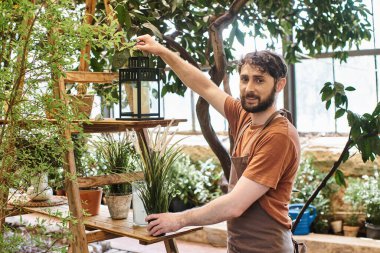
top-left (330, 220), bottom-right (343, 234)
top-left (79, 187), bottom-right (102, 216)
top-left (343, 225), bottom-right (360, 237)
top-left (106, 193), bottom-right (132, 220)
top-left (366, 223), bottom-right (380, 239)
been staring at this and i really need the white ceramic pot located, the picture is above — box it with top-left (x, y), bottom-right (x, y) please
top-left (27, 173), bottom-right (53, 201)
top-left (330, 220), bottom-right (343, 234)
top-left (132, 181), bottom-right (148, 226)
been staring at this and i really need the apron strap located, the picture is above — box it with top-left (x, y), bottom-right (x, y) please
top-left (231, 111), bottom-right (282, 156)
top-left (231, 121), bottom-right (251, 155)
top-left (239, 110), bottom-right (281, 156)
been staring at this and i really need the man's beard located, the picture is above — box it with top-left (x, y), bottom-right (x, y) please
top-left (241, 86), bottom-right (276, 113)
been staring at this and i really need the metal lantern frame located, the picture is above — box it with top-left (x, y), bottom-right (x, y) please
top-left (118, 56), bottom-right (163, 120)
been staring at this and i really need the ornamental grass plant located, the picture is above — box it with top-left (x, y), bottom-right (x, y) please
top-left (93, 132), bottom-right (138, 196)
top-left (135, 123), bottom-right (182, 215)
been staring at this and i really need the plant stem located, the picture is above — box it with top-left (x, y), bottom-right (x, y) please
top-left (292, 137), bottom-right (353, 232)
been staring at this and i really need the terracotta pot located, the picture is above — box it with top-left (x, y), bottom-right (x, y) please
top-left (79, 188), bottom-right (102, 216)
top-left (44, 95), bottom-right (94, 119)
top-left (105, 194), bottom-right (132, 220)
top-left (55, 189), bottom-right (66, 196)
top-left (343, 225), bottom-right (360, 237)
top-left (69, 95), bottom-right (94, 118)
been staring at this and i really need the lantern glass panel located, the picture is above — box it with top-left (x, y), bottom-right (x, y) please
top-left (141, 80), bottom-right (160, 118)
top-left (138, 81), bottom-right (151, 115)
top-left (121, 81), bottom-right (136, 115)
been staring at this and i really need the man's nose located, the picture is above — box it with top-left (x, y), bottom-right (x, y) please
top-left (245, 80), bottom-right (256, 92)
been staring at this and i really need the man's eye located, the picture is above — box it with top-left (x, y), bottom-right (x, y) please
top-left (240, 76), bottom-right (249, 82)
top-left (256, 78), bottom-right (264, 83)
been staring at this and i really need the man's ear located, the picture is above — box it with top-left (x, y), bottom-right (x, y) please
top-left (276, 78), bottom-right (286, 92)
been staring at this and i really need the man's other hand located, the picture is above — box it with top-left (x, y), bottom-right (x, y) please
top-left (145, 212), bottom-right (184, 236)
top-left (135, 34), bottom-right (166, 56)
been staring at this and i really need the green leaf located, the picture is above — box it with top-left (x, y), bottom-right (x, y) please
top-left (142, 22), bottom-right (163, 40)
top-left (235, 27), bottom-right (245, 46)
top-left (334, 82), bottom-right (345, 94)
top-left (124, 8), bottom-right (131, 29)
top-left (342, 150), bottom-right (350, 163)
top-left (115, 5), bottom-right (126, 27)
top-left (345, 86), bottom-right (356, 91)
top-left (372, 102), bottom-right (380, 117)
top-left (335, 108), bottom-right (346, 119)
top-left (172, 0), bottom-right (177, 12)
top-left (321, 89), bottom-right (334, 102)
top-left (334, 169), bottom-right (346, 187)
top-left (325, 100), bottom-right (331, 110)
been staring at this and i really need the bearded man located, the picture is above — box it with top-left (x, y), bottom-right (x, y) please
top-left (136, 34), bottom-right (300, 253)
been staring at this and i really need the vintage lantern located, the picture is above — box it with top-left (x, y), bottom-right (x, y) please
top-left (118, 56), bottom-right (162, 120)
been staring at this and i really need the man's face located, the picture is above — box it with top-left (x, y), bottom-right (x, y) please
top-left (239, 64), bottom-right (277, 113)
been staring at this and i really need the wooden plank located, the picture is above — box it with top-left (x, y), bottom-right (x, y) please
top-left (79, 119), bottom-right (187, 133)
top-left (78, 172), bottom-right (144, 188)
top-left (6, 213), bottom-right (118, 243)
top-left (64, 71), bottom-right (118, 84)
top-left (58, 68), bottom-right (89, 253)
top-left (86, 230), bottom-right (120, 243)
top-left (164, 239), bottom-right (179, 253)
top-left (78, 0), bottom-right (96, 73)
top-left (24, 205), bottom-right (202, 245)
top-left (6, 212), bottom-right (63, 226)
top-left (0, 119), bottom-right (187, 132)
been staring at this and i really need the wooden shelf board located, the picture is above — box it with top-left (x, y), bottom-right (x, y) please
top-left (77, 172), bottom-right (144, 188)
top-left (0, 119), bottom-right (187, 133)
top-left (23, 204), bottom-right (202, 245)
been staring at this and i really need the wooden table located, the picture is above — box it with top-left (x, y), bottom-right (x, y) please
top-left (1, 118), bottom-right (191, 252)
top-left (22, 204), bottom-right (202, 252)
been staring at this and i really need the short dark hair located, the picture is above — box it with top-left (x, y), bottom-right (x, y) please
top-left (237, 51), bottom-right (288, 81)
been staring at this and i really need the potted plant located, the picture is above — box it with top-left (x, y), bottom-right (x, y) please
top-left (134, 123), bottom-right (182, 222)
top-left (330, 219), bottom-right (343, 235)
top-left (93, 132), bottom-right (138, 219)
top-left (342, 178), bottom-right (365, 237)
top-left (343, 214), bottom-right (360, 237)
top-left (15, 132), bottom-right (63, 201)
top-left (73, 133), bottom-right (102, 216)
top-left (170, 155), bottom-right (223, 212)
top-left (366, 201), bottom-right (380, 239)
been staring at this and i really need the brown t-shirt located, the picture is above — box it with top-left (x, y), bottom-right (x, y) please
top-left (224, 96), bottom-right (301, 228)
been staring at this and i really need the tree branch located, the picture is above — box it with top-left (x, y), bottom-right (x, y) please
top-left (292, 137), bottom-right (354, 232)
top-left (196, 0), bottom-right (249, 180)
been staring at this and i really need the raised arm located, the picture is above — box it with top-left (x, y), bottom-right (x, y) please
top-left (135, 34), bottom-right (229, 117)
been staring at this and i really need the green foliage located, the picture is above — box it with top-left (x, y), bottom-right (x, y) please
top-left (171, 154), bottom-right (223, 206)
top-left (93, 133), bottom-right (139, 195)
top-left (345, 213), bottom-right (360, 226)
top-left (135, 125), bottom-right (183, 214)
top-left (72, 134), bottom-right (99, 178)
top-left (321, 81), bottom-right (380, 164)
top-left (343, 173), bottom-right (380, 225)
top-left (14, 130), bottom-right (65, 191)
top-left (343, 177), bottom-right (366, 213)
top-left (0, 227), bottom-right (24, 253)
top-left (360, 173), bottom-right (380, 225)
top-left (291, 157), bottom-right (338, 233)
top-left (106, 0), bottom-right (371, 97)
top-left (367, 202), bottom-right (380, 225)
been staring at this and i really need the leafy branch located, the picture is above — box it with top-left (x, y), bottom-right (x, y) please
top-left (293, 82), bottom-right (380, 232)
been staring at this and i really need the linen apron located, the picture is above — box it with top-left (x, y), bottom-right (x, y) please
top-left (227, 111), bottom-right (294, 253)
